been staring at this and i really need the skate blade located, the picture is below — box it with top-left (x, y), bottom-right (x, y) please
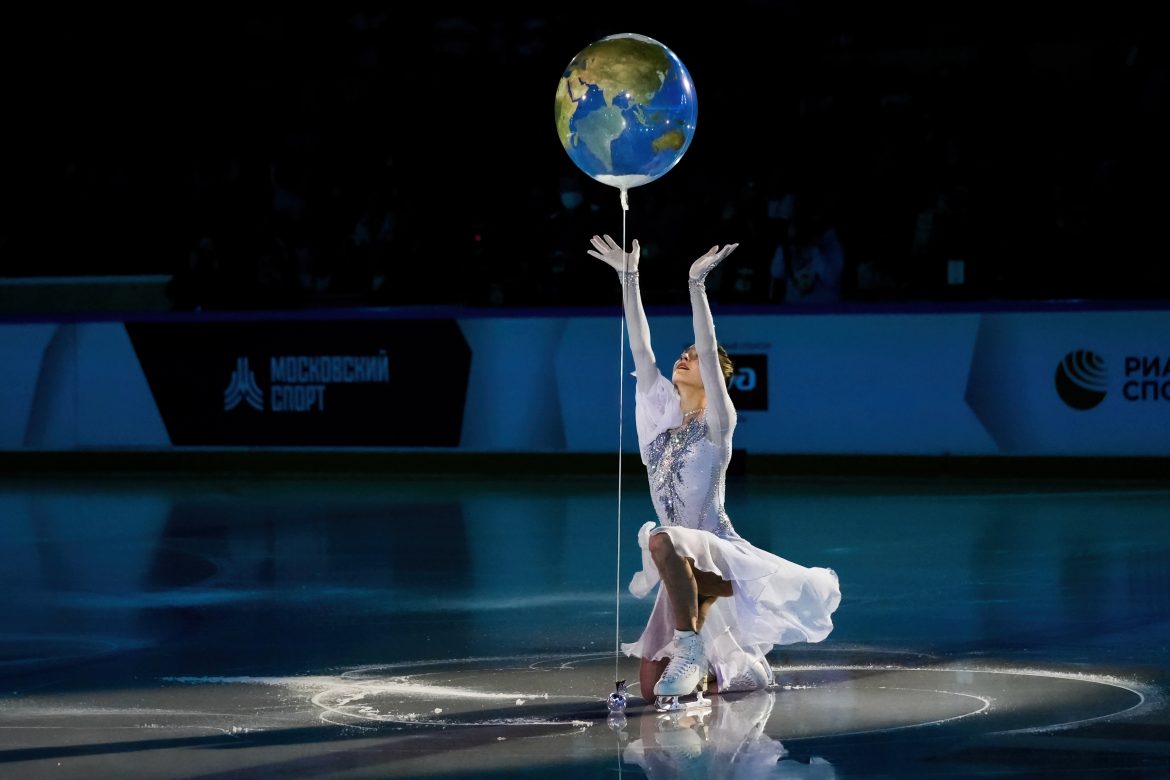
top-left (654, 691), bottom-right (712, 713)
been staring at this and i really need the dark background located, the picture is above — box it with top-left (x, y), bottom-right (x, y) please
top-left (2, 3), bottom-right (1167, 309)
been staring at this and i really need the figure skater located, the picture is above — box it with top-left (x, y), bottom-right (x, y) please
top-left (588, 234), bottom-right (841, 711)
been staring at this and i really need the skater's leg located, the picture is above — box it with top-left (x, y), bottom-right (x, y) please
top-left (649, 533), bottom-right (733, 632)
top-left (649, 533), bottom-right (698, 631)
top-left (647, 532), bottom-right (735, 708)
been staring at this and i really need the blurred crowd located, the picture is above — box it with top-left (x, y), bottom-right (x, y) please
top-left (3, 7), bottom-right (1167, 310)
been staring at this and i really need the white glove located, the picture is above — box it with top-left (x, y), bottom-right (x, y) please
top-left (689, 243), bottom-right (739, 286)
top-left (588, 234), bottom-right (640, 276)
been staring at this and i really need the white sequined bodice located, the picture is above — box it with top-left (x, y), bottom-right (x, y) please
top-left (643, 414), bottom-right (740, 540)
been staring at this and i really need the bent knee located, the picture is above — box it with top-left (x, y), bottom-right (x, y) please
top-left (648, 531), bottom-right (675, 561)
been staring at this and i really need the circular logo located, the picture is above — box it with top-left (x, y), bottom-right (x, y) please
top-left (1054, 350), bottom-right (1107, 410)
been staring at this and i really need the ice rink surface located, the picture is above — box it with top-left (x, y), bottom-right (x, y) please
top-left (2, 473), bottom-right (1168, 777)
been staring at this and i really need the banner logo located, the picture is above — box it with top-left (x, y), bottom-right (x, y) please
top-left (1054, 350), bottom-right (1107, 411)
top-left (224, 357), bottom-right (264, 412)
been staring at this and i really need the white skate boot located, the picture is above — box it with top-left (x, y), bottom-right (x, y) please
top-left (719, 656), bottom-right (776, 694)
top-left (654, 631), bottom-right (711, 712)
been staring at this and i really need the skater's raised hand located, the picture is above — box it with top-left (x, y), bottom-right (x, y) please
top-left (588, 234), bottom-right (640, 276)
top-left (688, 243), bottom-right (739, 286)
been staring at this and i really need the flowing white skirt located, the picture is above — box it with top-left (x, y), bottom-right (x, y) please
top-left (621, 521), bottom-right (841, 688)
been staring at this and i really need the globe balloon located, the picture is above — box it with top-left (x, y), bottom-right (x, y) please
top-left (555, 33), bottom-right (697, 192)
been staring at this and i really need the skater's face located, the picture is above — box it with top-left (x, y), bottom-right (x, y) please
top-left (672, 346), bottom-right (702, 388)
top-left (672, 345), bottom-right (736, 389)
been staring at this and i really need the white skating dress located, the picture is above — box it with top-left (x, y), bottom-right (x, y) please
top-left (619, 275), bottom-right (841, 689)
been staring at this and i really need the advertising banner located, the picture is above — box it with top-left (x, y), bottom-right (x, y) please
top-left (125, 319), bottom-right (470, 446)
top-left (1, 307), bottom-right (1165, 456)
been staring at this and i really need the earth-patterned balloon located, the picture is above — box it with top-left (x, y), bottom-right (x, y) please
top-left (555, 33), bottom-right (697, 191)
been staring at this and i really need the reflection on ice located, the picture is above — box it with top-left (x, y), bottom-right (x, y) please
top-left (623, 690), bottom-right (836, 778)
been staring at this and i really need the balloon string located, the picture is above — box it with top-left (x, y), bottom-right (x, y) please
top-left (615, 189), bottom-right (629, 682)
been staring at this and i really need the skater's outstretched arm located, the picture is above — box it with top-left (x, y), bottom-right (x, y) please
top-left (588, 234), bottom-right (658, 394)
top-left (688, 243), bottom-right (739, 440)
